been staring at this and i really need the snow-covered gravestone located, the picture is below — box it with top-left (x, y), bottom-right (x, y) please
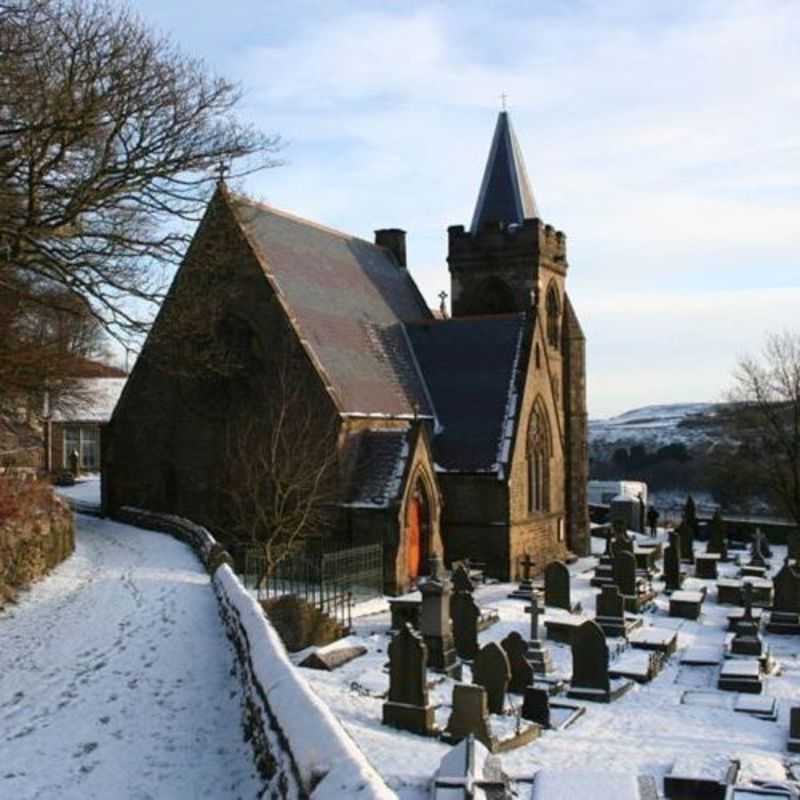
top-left (500, 631), bottom-right (533, 694)
top-left (431, 735), bottom-right (508, 799)
top-left (544, 561), bottom-right (572, 611)
top-left (525, 595), bottom-right (554, 674)
top-left (472, 642), bottom-right (510, 714)
top-left (451, 590), bottom-right (480, 661)
top-left (382, 623), bottom-right (436, 736)
top-left (614, 549), bottom-right (637, 597)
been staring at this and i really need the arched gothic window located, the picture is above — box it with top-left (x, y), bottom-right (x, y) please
top-left (527, 402), bottom-right (551, 513)
top-left (546, 284), bottom-right (561, 350)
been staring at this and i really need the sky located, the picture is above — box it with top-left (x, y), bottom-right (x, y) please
top-left (132, 0), bottom-right (799, 418)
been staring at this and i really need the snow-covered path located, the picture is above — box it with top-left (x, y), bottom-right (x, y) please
top-left (0, 514), bottom-right (259, 800)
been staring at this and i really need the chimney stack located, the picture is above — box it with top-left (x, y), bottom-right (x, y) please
top-left (374, 228), bottom-right (406, 268)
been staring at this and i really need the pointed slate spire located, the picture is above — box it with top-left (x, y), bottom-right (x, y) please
top-left (470, 111), bottom-right (539, 235)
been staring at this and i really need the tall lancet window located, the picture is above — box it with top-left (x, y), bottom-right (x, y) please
top-left (546, 284), bottom-right (561, 350)
top-left (527, 401), bottom-right (551, 513)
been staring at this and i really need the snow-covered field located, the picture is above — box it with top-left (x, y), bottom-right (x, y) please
top-left (0, 513), bottom-right (259, 800)
top-left (298, 532), bottom-right (800, 797)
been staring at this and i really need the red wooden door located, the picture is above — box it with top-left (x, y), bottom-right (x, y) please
top-left (406, 495), bottom-right (422, 580)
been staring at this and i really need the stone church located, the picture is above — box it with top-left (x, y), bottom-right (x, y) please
top-left (103, 111), bottom-right (589, 594)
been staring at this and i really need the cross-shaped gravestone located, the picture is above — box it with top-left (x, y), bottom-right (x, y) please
top-left (472, 642), bottom-right (510, 714)
top-left (520, 553), bottom-right (535, 581)
top-left (526, 594), bottom-right (541, 641)
top-left (500, 631), bottom-right (533, 694)
top-left (451, 590), bottom-right (480, 661)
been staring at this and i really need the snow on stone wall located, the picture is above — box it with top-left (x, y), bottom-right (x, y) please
top-left (116, 507), bottom-right (396, 799)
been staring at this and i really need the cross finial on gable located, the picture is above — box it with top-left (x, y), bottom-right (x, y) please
top-left (438, 290), bottom-right (449, 318)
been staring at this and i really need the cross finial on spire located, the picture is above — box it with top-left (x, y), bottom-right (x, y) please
top-left (215, 160), bottom-right (230, 185)
top-left (500, 92), bottom-right (508, 111)
top-left (438, 290), bottom-right (449, 318)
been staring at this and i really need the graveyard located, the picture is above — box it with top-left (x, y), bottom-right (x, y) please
top-left (295, 524), bottom-right (800, 799)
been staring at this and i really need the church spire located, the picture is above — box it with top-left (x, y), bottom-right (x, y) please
top-left (470, 110), bottom-right (539, 235)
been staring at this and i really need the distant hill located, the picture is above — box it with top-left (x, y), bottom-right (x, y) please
top-left (589, 403), bottom-right (726, 458)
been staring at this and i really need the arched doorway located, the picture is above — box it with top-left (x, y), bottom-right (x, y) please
top-left (405, 476), bottom-right (432, 581)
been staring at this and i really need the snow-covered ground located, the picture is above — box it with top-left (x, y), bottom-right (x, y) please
top-left (298, 531), bottom-right (800, 797)
top-left (55, 475), bottom-right (102, 508)
top-left (0, 513), bottom-right (259, 800)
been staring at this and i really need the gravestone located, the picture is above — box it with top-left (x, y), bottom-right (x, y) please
top-left (614, 549), bottom-right (638, 597)
top-left (730, 583), bottom-right (765, 658)
top-left (382, 623), bottom-right (436, 735)
top-left (500, 631), bottom-right (533, 694)
top-left (567, 620), bottom-right (632, 702)
top-left (595, 583), bottom-right (635, 638)
top-left (677, 520), bottom-right (694, 565)
top-left (545, 561), bottom-right (572, 611)
top-left (508, 552), bottom-right (537, 601)
top-left (431, 736), bottom-right (509, 799)
top-left (451, 590), bottom-right (480, 661)
top-left (444, 684), bottom-right (494, 751)
top-left (451, 564), bottom-right (474, 594)
top-left (749, 529), bottom-right (770, 568)
top-left (472, 642), bottom-right (510, 714)
top-left (664, 531), bottom-right (683, 593)
top-left (767, 558), bottom-right (800, 634)
top-left (520, 686), bottom-right (584, 731)
top-left (419, 558), bottom-right (462, 679)
top-left (612, 520), bottom-right (634, 555)
top-left (789, 707), bottom-right (800, 753)
top-left (706, 509), bottom-right (728, 560)
top-left (525, 594), bottom-right (554, 674)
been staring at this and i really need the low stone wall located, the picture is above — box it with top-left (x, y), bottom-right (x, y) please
top-left (115, 507), bottom-right (396, 800)
top-left (0, 489), bottom-right (74, 607)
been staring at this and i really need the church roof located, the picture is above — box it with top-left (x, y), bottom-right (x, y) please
top-left (406, 314), bottom-right (527, 474)
top-left (470, 111), bottom-right (539, 234)
top-left (344, 426), bottom-right (412, 508)
top-left (229, 194), bottom-right (434, 418)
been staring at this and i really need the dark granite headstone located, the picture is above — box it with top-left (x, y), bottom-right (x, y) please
top-left (521, 686), bottom-right (550, 728)
top-left (612, 522), bottom-right (634, 555)
top-left (382, 623), bottom-right (436, 735)
top-left (451, 590), bottom-right (480, 661)
top-left (706, 509), bottom-right (728, 560)
top-left (472, 642), bottom-right (510, 714)
top-left (677, 520), bottom-right (694, 564)
top-left (500, 631), bottom-right (534, 694)
top-left (569, 620), bottom-right (610, 694)
top-left (614, 549), bottom-right (637, 597)
top-left (545, 561), bottom-right (571, 611)
top-left (773, 560), bottom-right (800, 613)
top-left (664, 531), bottom-right (683, 593)
top-left (596, 583), bottom-right (624, 621)
top-left (790, 707), bottom-right (800, 752)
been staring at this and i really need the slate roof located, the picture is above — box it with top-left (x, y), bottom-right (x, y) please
top-left (344, 427), bottom-right (411, 508)
top-left (406, 314), bottom-right (527, 474)
top-left (230, 194), bottom-right (433, 418)
top-left (470, 111), bottom-right (539, 234)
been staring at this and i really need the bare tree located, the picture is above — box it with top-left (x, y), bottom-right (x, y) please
top-left (723, 331), bottom-right (800, 527)
top-left (224, 347), bottom-right (340, 591)
top-left (0, 0), bottom-right (281, 369)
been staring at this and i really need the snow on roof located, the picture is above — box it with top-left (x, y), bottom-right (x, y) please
top-left (50, 378), bottom-right (127, 423)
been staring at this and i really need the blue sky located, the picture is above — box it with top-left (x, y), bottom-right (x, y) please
top-left (133, 0), bottom-right (799, 417)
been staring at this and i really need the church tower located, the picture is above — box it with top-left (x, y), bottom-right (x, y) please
top-left (447, 110), bottom-right (567, 320)
top-left (446, 110), bottom-right (589, 557)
